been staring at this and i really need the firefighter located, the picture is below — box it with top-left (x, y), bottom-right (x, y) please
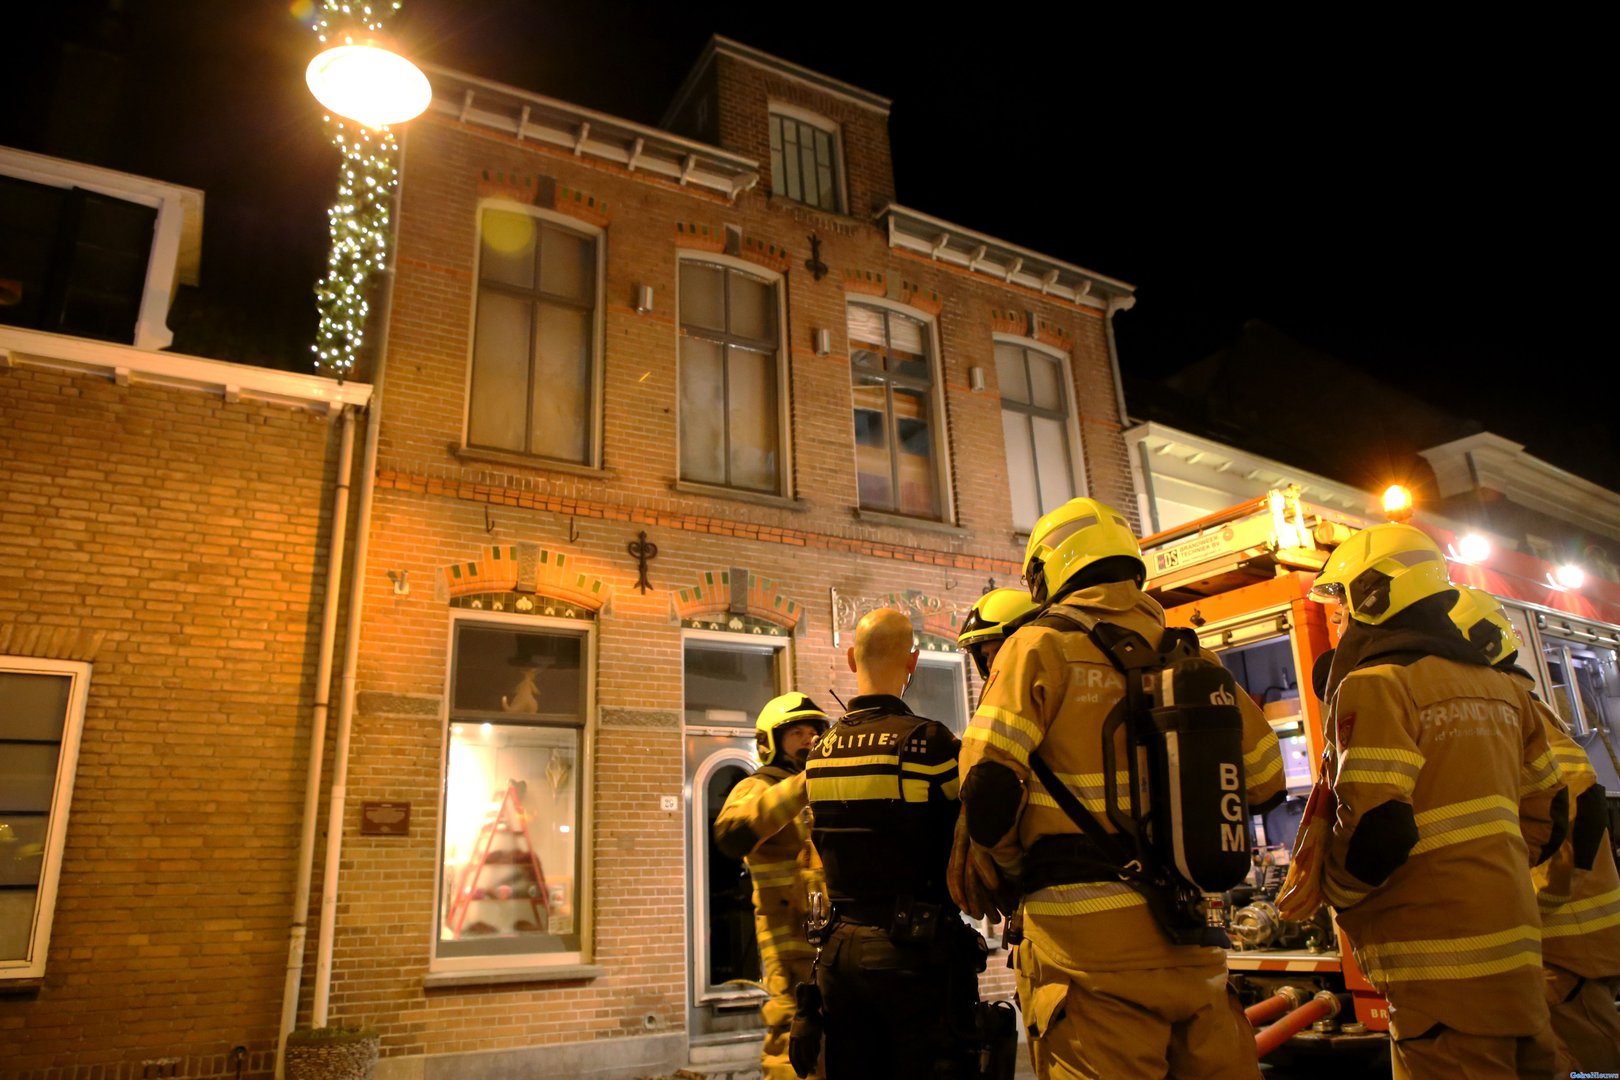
top-left (1450, 585), bottom-right (1620, 1071)
top-left (714, 693), bottom-right (830, 1080)
top-left (958, 587), bottom-right (1039, 684)
top-left (1309, 523), bottom-right (1566, 1079)
top-left (803, 607), bottom-right (981, 1079)
top-left (952, 497), bottom-right (1286, 1079)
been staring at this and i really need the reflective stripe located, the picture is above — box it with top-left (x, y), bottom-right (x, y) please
top-left (1551, 746), bottom-right (1596, 786)
top-left (962, 724), bottom-right (1033, 765)
top-left (1541, 886), bottom-right (1620, 939)
top-left (1324, 870), bottom-right (1372, 910)
top-left (1341, 746), bottom-right (1425, 769)
top-left (1244, 742), bottom-right (1280, 770)
top-left (901, 778), bottom-right (930, 803)
top-left (966, 707), bottom-right (1040, 762)
top-left (941, 777), bottom-right (960, 800)
top-left (1336, 769), bottom-right (1419, 795)
top-left (1246, 746), bottom-right (1284, 788)
top-left (1023, 880), bottom-right (1145, 917)
top-left (1337, 747), bottom-right (1423, 796)
top-left (1410, 794), bottom-right (1520, 856)
top-left (974, 705), bottom-right (1043, 745)
top-left (900, 758), bottom-right (957, 776)
top-left (807, 773), bottom-right (900, 801)
top-left (1028, 769), bottom-right (1132, 815)
top-left (1520, 748), bottom-right (1563, 795)
top-left (808, 752), bottom-right (899, 772)
top-left (1357, 925), bottom-right (1541, 983)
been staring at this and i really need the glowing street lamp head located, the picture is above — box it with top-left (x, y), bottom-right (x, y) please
top-left (1382, 484), bottom-right (1414, 521)
top-left (1554, 563), bottom-right (1586, 590)
top-left (306, 40), bottom-right (431, 128)
top-left (1455, 533), bottom-right (1491, 564)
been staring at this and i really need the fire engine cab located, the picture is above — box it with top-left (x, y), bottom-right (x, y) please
top-left (1139, 487), bottom-right (1620, 1058)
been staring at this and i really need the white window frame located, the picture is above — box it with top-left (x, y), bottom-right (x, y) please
top-left (429, 610), bottom-right (597, 976)
top-left (847, 297), bottom-right (957, 523)
top-left (767, 102), bottom-right (847, 214)
top-left (675, 253), bottom-right (794, 497)
top-left (0, 656), bottom-right (91, 981)
top-left (994, 333), bottom-right (1089, 534)
top-left (911, 649), bottom-right (970, 736)
top-left (462, 199), bottom-right (607, 469)
top-left (681, 630), bottom-right (792, 1005)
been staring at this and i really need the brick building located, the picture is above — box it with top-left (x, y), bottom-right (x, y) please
top-left (1, 35), bottom-right (1138, 1079)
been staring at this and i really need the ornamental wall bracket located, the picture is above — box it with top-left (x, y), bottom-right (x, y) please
top-left (804, 233), bottom-right (828, 282)
top-left (627, 531), bottom-right (659, 594)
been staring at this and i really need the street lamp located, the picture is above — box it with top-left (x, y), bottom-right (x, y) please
top-left (306, 38), bottom-right (430, 129)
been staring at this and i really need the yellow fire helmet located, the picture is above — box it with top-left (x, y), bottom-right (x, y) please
top-left (958, 587), bottom-right (1039, 677)
top-left (1022, 497), bottom-right (1144, 604)
top-left (755, 692), bottom-right (829, 767)
top-left (1449, 585), bottom-right (1522, 665)
top-left (1309, 522), bottom-right (1453, 625)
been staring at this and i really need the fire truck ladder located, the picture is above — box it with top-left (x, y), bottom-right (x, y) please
top-left (447, 781), bottom-right (552, 937)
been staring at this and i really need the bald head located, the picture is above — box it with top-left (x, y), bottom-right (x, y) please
top-left (848, 608), bottom-right (919, 696)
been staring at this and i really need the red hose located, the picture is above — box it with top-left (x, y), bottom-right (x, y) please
top-left (1243, 992), bottom-right (1295, 1026)
top-left (1254, 993), bottom-right (1339, 1058)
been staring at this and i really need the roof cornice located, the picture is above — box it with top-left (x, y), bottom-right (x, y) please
top-left (881, 204), bottom-right (1135, 311)
top-left (424, 65), bottom-right (760, 201)
top-left (1420, 433), bottom-right (1620, 540)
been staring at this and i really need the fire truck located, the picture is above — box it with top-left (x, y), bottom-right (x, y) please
top-left (1138, 487), bottom-right (1620, 1058)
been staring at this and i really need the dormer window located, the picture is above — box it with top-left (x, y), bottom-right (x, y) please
top-left (769, 106), bottom-right (844, 213)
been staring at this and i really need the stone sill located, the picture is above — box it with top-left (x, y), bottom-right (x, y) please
top-left (672, 479), bottom-right (807, 512)
top-left (452, 444), bottom-right (614, 481)
top-left (854, 508), bottom-right (968, 538)
top-left (423, 963), bottom-right (605, 990)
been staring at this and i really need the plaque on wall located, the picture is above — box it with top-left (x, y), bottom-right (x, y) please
top-left (361, 801), bottom-right (411, 836)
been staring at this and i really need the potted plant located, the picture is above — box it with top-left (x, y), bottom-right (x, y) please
top-left (285, 1026), bottom-right (380, 1080)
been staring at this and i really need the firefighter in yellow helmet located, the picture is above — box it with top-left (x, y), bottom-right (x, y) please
top-left (1309, 524), bottom-right (1566, 1079)
top-left (713, 693), bottom-right (829, 1080)
top-left (952, 497), bottom-right (1285, 1078)
top-left (958, 587), bottom-right (1039, 683)
top-left (1450, 586), bottom-right (1620, 1072)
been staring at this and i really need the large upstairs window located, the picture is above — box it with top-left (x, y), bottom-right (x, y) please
top-left (848, 303), bottom-right (946, 520)
top-left (679, 260), bottom-right (787, 495)
top-left (769, 107), bottom-right (844, 214)
top-left (467, 207), bottom-right (601, 465)
top-left (997, 340), bottom-right (1080, 532)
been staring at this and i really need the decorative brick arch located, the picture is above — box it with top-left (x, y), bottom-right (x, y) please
top-left (439, 543), bottom-right (613, 613)
top-left (669, 569), bottom-right (806, 635)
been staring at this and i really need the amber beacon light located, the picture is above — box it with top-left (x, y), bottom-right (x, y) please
top-left (1381, 484), bottom-right (1414, 522)
top-left (306, 39), bottom-right (431, 128)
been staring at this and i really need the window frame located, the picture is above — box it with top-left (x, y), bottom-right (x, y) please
top-left (847, 298), bottom-right (956, 523)
top-left (429, 610), bottom-right (597, 976)
top-left (462, 200), bottom-right (607, 469)
top-left (676, 253), bottom-right (793, 497)
top-left (910, 649), bottom-right (971, 737)
top-left (767, 102), bottom-right (846, 214)
top-left (993, 334), bottom-right (1089, 534)
top-left (0, 655), bottom-right (91, 982)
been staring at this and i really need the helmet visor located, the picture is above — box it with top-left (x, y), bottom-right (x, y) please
top-left (1309, 580), bottom-right (1346, 605)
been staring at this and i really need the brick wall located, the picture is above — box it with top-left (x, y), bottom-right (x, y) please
top-left (0, 365), bottom-right (346, 1079)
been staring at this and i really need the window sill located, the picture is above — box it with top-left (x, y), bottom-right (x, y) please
top-left (672, 480), bottom-right (807, 512)
top-left (0, 977), bottom-right (44, 997)
top-left (854, 508), bottom-right (968, 537)
top-left (452, 444), bottom-right (614, 480)
top-left (423, 963), bottom-right (605, 990)
top-left (765, 194), bottom-right (866, 229)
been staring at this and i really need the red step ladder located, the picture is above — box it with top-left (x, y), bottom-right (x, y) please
top-left (447, 781), bottom-right (552, 937)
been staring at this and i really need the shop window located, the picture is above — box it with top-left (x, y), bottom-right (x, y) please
top-left (435, 618), bottom-right (591, 970)
top-left (467, 207), bottom-right (600, 465)
top-left (848, 303), bottom-right (947, 520)
top-left (679, 260), bottom-right (786, 495)
top-left (0, 657), bottom-right (90, 980)
top-left (768, 108), bottom-right (843, 213)
top-left (908, 652), bottom-right (969, 736)
top-left (996, 340), bottom-right (1080, 533)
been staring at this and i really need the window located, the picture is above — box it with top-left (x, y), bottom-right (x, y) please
top-left (769, 109), bottom-right (843, 213)
top-left (1, 657), bottom-right (90, 980)
top-left (467, 207), bottom-right (600, 464)
top-left (436, 618), bottom-right (591, 969)
top-left (1539, 621), bottom-right (1620, 738)
top-left (848, 304), bottom-right (946, 519)
top-left (907, 652), bottom-right (969, 736)
top-left (679, 260), bottom-right (785, 494)
top-left (0, 176), bottom-right (156, 345)
top-left (997, 341), bottom-right (1079, 533)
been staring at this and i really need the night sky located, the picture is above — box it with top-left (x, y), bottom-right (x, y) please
top-left (5, 1), bottom-right (1613, 488)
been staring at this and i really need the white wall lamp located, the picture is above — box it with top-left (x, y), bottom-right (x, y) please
top-left (812, 328), bottom-right (831, 356)
top-left (634, 284), bottom-right (654, 314)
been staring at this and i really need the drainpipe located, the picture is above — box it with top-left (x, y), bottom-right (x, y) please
top-left (275, 402), bottom-right (357, 1078)
top-left (312, 130), bottom-right (407, 1027)
top-left (1103, 292), bottom-right (1138, 524)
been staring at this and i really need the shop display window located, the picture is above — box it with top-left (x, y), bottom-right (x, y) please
top-left (436, 620), bottom-right (589, 965)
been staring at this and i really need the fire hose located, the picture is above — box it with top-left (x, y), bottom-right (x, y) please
top-left (1243, 985), bottom-right (1308, 1026)
top-left (1254, 990), bottom-right (1341, 1058)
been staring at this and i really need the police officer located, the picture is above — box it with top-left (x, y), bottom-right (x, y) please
top-left (954, 497), bottom-right (1285, 1079)
top-left (715, 694), bottom-right (830, 1080)
top-left (1450, 586), bottom-right (1620, 1071)
top-left (1310, 524), bottom-right (1566, 1079)
top-left (804, 607), bottom-right (980, 1079)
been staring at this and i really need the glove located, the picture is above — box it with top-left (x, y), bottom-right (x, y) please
top-left (948, 806), bottom-right (1010, 922)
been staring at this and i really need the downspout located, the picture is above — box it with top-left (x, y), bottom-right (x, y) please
top-left (312, 130), bottom-right (407, 1026)
top-left (275, 402), bottom-right (356, 1079)
top-left (1103, 293), bottom-right (1138, 524)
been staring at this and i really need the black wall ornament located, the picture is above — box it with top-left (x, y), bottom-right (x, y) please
top-left (627, 531), bottom-right (659, 594)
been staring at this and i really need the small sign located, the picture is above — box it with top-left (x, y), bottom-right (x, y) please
top-left (361, 801), bottom-right (411, 836)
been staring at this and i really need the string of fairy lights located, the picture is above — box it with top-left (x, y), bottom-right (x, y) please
top-left (311, 1), bottom-right (404, 380)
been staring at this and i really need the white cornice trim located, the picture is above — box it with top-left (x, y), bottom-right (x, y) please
top-left (1420, 433), bottom-right (1620, 538)
top-left (882, 204), bottom-right (1134, 310)
top-left (424, 66), bottom-right (760, 201)
top-left (0, 325), bottom-right (371, 412)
